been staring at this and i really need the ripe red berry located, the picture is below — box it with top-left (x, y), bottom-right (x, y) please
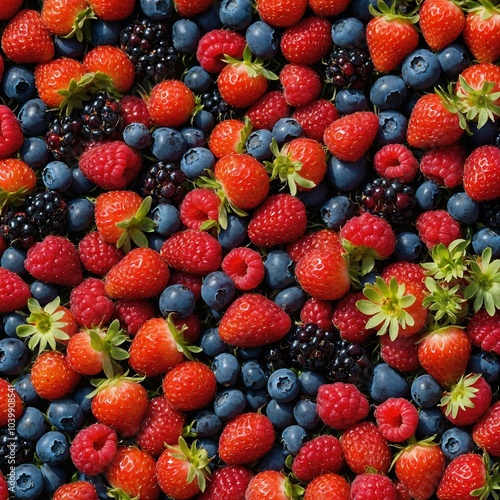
top-left (374, 398), bottom-right (419, 442)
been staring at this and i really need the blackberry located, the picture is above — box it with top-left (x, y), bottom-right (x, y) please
top-left (140, 161), bottom-right (187, 205)
top-left (0, 211), bottom-right (36, 248)
top-left (327, 338), bottom-right (373, 387)
top-left (479, 199), bottom-right (500, 230)
top-left (46, 112), bottom-right (84, 162)
top-left (360, 177), bottom-right (416, 225)
top-left (323, 46), bottom-right (373, 89)
top-left (81, 92), bottom-right (123, 141)
top-left (0, 429), bottom-right (34, 474)
top-left (120, 17), bottom-right (181, 83)
top-left (199, 87), bottom-right (240, 122)
top-left (263, 343), bottom-right (290, 374)
top-left (25, 191), bottom-right (68, 236)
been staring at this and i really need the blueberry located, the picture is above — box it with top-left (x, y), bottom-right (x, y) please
top-left (246, 388), bottom-right (270, 411)
top-left (272, 118), bottom-right (303, 146)
top-left (472, 227), bottom-right (500, 259)
top-left (67, 198), bottom-right (95, 233)
top-left (90, 19), bottom-right (122, 45)
top-left (293, 399), bottom-right (318, 430)
top-left (376, 110), bottom-right (408, 145)
top-left (237, 347), bottom-right (262, 361)
top-left (180, 127), bottom-right (206, 148)
top-left (347, 0), bottom-right (380, 23)
top-left (0, 338), bottom-right (29, 375)
top-left (191, 410), bottom-right (222, 437)
top-left (465, 119), bottom-right (499, 149)
top-left (54, 36), bottom-right (86, 58)
top-left (18, 99), bottom-right (50, 137)
top-left (436, 43), bottom-right (469, 76)
top-left (335, 89), bottom-right (368, 114)
top-left (193, 5), bottom-right (223, 33)
top-left (71, 167), bottom-right (96, 194)
top-left (20, 137), bottom-right (49, 170)
top-left (40, 463), bottom-right (66, 496)
top-left (467, 351), bottom-right (500, 384)
top-left (16, 407), bottom-right (47, 442)
top-left (159, 284), bottom-right (196, 318)
top-left (326, 156), bottom-right (367, 191)
top-left (14, 463), bottom-right (44, 500)
top-left (2, 65), bottom-right (35, 102)
top-left (218, 215), bottom-right (248, 251)
top-left (71, 385), bottom-right (94, 415)
top-left (266, 399), bottom-right (295, 429)
top-left (140, 0), bottom-right (174, 19)
top-left (441, 427), bottom-right (474, 460)
top-left (47, 398), bottom-right (85, 433)
top-left (246, 129), bottom-right (274, 160)
top-left (447, 192), bottom-right (480, 224)
top-left (152, 127), bottom-right (188, 162)
top-left (297, 181), bottom-right (330, 209)
top-left (3, 312), bottom-right (26, 338)
top-left (245, 21), bottom-right (279, 60)
top-left (147, 233), bottom-right (166, 252)
top-left (370, 75), bottom-right (407, 110)
top-left (180, 146), bottom-right (216, 180)
top-left (241, 360), bottom-right (267, 390)
top-left (198, 437), bottom-right (220, 469)
top-left (151, 203), bottom-right (180, 237)
top-left (219, 0), bottom-right (253, 30)
top-left (213, 352), bottom-right (240, 386)
top-left (282, 425), bottom-right (308, 456)
top-left (1, 246), bottom-right (28, 277)
top-left (298, 371), bottom-right (327, 398)
top-left (394, 231), bottom-right (423, 262)
top-left (274, 286), bottom-right (306, 313)
top-left (256, 445), bottom-right (286, 472)
top-left (42, 161), bottom-right (73, 192)
top-left (268, 368), bottom-right (299, 403)
top-left (199, 327), bottom-right (227, 357)
top-left (173, 19), bottom-right (201, 53)
top-left (411, 374), bottom-right (443, 408)
top-left (123, 122), bottom-right (152, 149)
top-left (331, 17), bottom-right (366, 48)
top-left (369, 363), bottom-right (409, 403)
top-left (416, 407), bottom-right (447, 439)
top-left (401, 49), bottom-right (441, 90)
top-left (14, 373), bottom-right (40, 407)
top-left (415, 180), bottom-right (442, 211)
top-left (36, 431), bottom-right (70, 464)
top-left (184, 66), bottom-right (212, 94)
top-left (264, 250), bottom-right (295, 289)
top-left (77, 473), bottom-right (109, 500)
top-left (201, 271), bottom-right (236, 310)
top-left (320, 195), bottom-right (357, 229)
top-left (214, 389), bottom-right (247, 420)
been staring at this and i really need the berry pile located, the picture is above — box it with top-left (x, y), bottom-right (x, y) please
top-left (0, 0), bottom-right (500, 499)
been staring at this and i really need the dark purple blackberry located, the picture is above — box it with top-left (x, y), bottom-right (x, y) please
top-left (323, 46), bottom-right (373, 89)
top-left (25, 191), bottom-right (68, 236)
top-left (140, 161), bottom-right (187, 205)
top-left (46, 112), bottom-right (84, 162)
top-left (479, 199), bottom-right (500, 230)
top-left (0, 211), bottom-right (36, 248)
top-left (0, 429), bottom-right (34, 474)
top-left (327, 338), bottom-right (373, 387)
top-left (360, 177), bottom-right (416, 224)
top-left (120, 17), bottom-right (181, 83)
top-left (199, 87), bottom-right (240, 121)
top-left (81, 92), bottom-right (123, 141)
top-left (263, 344), bottom-right (289, 374)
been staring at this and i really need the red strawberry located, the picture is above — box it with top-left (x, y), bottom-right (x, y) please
top-left (69, 277), bottom-right (114, 328)
top-left (53, 482), bottom-right (99, 500)
top-left (218, 293), bottom-right (291, 348)
top-left (292, 99), bottom-right (339, 143)
top-left (463, 145), bottom-right (500, 201)
top-left (416, 209), bottom-right (463, 248)
top-left (286, 228), bottom-right (342, 262)
top-left (351, 473), bottom-right (397, 500)
top-left (196, 29), bottom-right (246, 74)
top-left (0, 158), bottom-right (36, 208)
top-left (280, 16), bottom-right (332, 65)
top-left (247, 193), bottom-right (308, 247)
top-left (323, 111), bottom-right (379, 162)
top-left (472, 400), bottom-right (500, 456)
top-left (198, 466), bottom-right (253, 500)
top-left (207, 118), bottom-right (250, 159)
top-left (148, 79), bottom-right (195, 127)
top-left (280, 63), bottom-right (322, 107)
top-left (41, 0), bottom-right (93, 39)
top-left (25, 235), bottom-right (83, 287)
top-left (245, 470), bottom-right (304, 500)
top-left (1, 9), bottom-right (54, 64)
top-left (174, 0), bottom-right (214, 17)
top-left (88, 0), bottom-right (135, 21)
top-left (255, 0), bottom-right (308, 27)
top-left (0, 473), bottom-right (6, 500)
top-left (218, 412), bottom-right (275, 465)
top-left (0, 0), bottom-right (23, 20)
top-left (0, 108), bottom-right (24, 159)
top-left (419, 142), bottom-right (467, 188)
top-left (78, 231), bottom-right (125, 277)
top-left (246, 90), bottom-right (290, 131)
top-left (304, 473), bottom-right (350, 500)
top-left (0, 267), bottom-right (30, 313)
top-left (0, 378), bottom-right (23, 426)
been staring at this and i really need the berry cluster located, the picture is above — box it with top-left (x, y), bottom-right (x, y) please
top-left (0, 0), bottom-right (499, 499)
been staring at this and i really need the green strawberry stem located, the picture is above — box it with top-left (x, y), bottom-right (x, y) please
top-left (471, 451), bottom-right (500, 500)
top-left (284, 474), bottom-right (305, 499)
top-left (106, 488), bottom-right (140, 500)
top-left (87, 372), bottom-right (145, 399)
top-left (222, 45), bottom-right (279, 82)
top-left (390, 435), bottom-right (439, 470)
top-left (435, 83), bottom-right (469, 131)
top-left (369, 0), bottom-right (420, 23)
top-left (64, 6), bottom-right (96, 42)
top-left (167, 313), bottom-right (202, 359)
top-left (423, 277), bottom-right (468, 326)
top-left (421, 239), bottom-right (469, 282)
top-left (464, 0), bottom-right (500, 16)
top-left (16, 297), bottom-right (69, 353)
top-left (439, 373), bottom-right (481, 419)
top-left (0, 186), bottom-right (32, 213)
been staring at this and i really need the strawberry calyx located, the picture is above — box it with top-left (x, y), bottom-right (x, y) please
top-left (0, 185), bottom-right (33, 213)
top-left (64, 5), bottom-right (96, 42)
top-left (284, 473), bottom-right (305, 499)
top-left (464, 246), bottom-right (500, 315)
top-left (390, 435), bottom-right (439, 470)
top-left (356, 276), bottom-right (416, 341)
top-left (368, 0), bottom-right (420, 24)
top-left (423, 277), bottom-right (468, 326)
top-left (439, 372), bottom-right (482, 419)
top-left (342, 239), bottom-right (386, 278)
top-left (264, 138), bottom-right (315, 196)
top-left (167, 313), bottom-right (202, 360)
top-left (222, 45), bottom-right (279, 82)
top-left (87, 371), bottom-right (145, 399)
top-left (435, 83), bottom-right (469, 131)
top-left (115, 196), bottom-right (157, 253)
top-left (106, 487), bottom-right (140, 500)
top-left (464, 0), bottom-right (500, 16)
top-left (421, 238), bottom-right (469, 282)
top-left (16, 297), bottom-right (69, 353)
top-left (471, 451), bottom-right (500, 500)
top-left (237, 116), bottom-right (252, 154)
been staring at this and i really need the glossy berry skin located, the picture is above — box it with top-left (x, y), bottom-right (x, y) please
top-left (401, 49), bottom-right (442, 90)
top-left (463, 145), bottom-right (500, 202)
top-left (304, 473), bottom-right (350, 500)
top-left (0, 107), bottom-right (25, 158)
top-left (148, 80), bottom-right (195, 128)
top-left (198, 465), bottom-right (253, 500)
top-left (472, 400), bottom-right (500, 456)
top-left (416, 209), bottom-right (462, 249)
top-left (411, 374), bottom-right (443, 408)
top-left (440, 427), bottom-right (474, 460)
top-left (53, 481), bottom-right (99, 500)
top-left (196, 29), bottom-right (246, 73)
top-left (351, 473), bottom-right (397, 500)
top-left (256, 0), bottom-right (308, 27)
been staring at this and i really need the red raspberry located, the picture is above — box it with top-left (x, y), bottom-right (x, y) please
top-left (70, 423), bottom-right (118, 475)
top-left (0, 235), bottom-right (6, 257)
top-left (419, 142), bottom-right (467, 188)
top-left (286, 228), bottom-right (342, 262)
top-left (299, 298), bottom-right (334, 330)
top-left (280, 16), bottom-right (332, 65)
top-left (179, 188), bottom-right (220, 230)
top-left (332, 292), bottom-right (375, 343)
top-left (292, 435), bottom-right (344, 482)
top-left (70, 278), bottom-right (114, 328)
top-left (113, 299), bottom-right (155, 336)
top-left (169, 271), bottom-right (203, 301)
top-left (280, 63), bottom-right (322, 107)
top-left (120, 94), bottom-right (152, 127)
top-left (316, 382), bottom-right (370, 430)
top-left (351, 473), bottom-right (398, 500)
top-left (0, 267), bottom-right (30, 313)
top-left (221, 247), bottom-right (265, 291)
top-left (136, 396), bottom-right (185, 457)
top-left (381, 261), bottom-right (427, 290)
top-left (380, 334), bottom-right (421, 372)
top-left (416, 209), bottom-right (462, 249)
top-left (78, 232), bottom-right (125, 277)
top-left (198, 466), bottom-right (253, 500)
top-left (196, 29), bottom-right (246, 73)
top-left (374, 143), bottom-right (419, 183)
top-left (466, 309), bottom-right (500, 354)
top-left (0, 105), bottom-right (23, 158)
top-left (292, 99), bottom-right (339, 143)
top-left (246, 90), bottom-right (290, 131)
top-left (374, 398), bottom-right (419, 442)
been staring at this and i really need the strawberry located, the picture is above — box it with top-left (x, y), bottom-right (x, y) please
top-left (218, 293), bottom-right (292, 348)
top-left (196, 29), bottom-right (246, 74)
top-left (245, 470), bottom-right (304, 500)
top-left (286, 228), bottom-right (342, 262)
top-left (304, 473), bottom-right (351, 500)
top-left (53, 482), bottom-right (99, 500)
top-left (0, 158), bottom-right (36, 209)
top-left (393, 438), bottom-right (446, 500)
top-left (25, 235), bottom-right (83, 287)
top-left (463, 145), bottom-right (500, 201)
top-left (0, 0), bottom-right (23, 20)
top-left (174, 0), bottom-right (214, 17)
top-left (148, 79), bottom-right (196, 127)
top-left (217, 46), bottom-right (278, 109)
top-left (366, 2), bottom-right (419, 72)
top-left (105, 446), bottom-right (159, 500)
top-left (0, 378), bottom-right (23, 426)
top-left (463, 0), bottom-right (500, 63)
top-left (1, 9), bottom-right (54, 64)
top-left (129, 315), bottom-right (201, 376)
top-left (156, 437), bottom-right (212, 499)
top-left (280, 63), bottom-right (322, 108)
top-left (350, 473), bottom-right (397, 500)
top-left (417, 326), bottom-right (471, 387)
top-left (0, 267), bottom-right (30, 313)
top-left (198, 466), bottom-right (253, 500)
top-left (292, 99), bottom-right (339, 143)
top-left (69, 277), bottom-right (114, 328)
top-left (218, 412), bottom-right (275, 465)
top-left (30, 350), bottom-right (81, 400)
top-left (88, 0), bottom-right (135, 21)
top-left (247, 193), bottom-right (308, 247)
top-left (419, 0), bottom-right (465, 51)
top-left (41, 0), bottom-right (94, 40)
top-left (472, 400), bottom-right (500, 456)
top-left (90, 374), bottom-right (148, 437)
top-left (207, 118), bottom-right (251, 159)
top-left (246, 90), bottom-right (290, 131)
top-left (323, 111), bottom-right (379, 162)
top-left (255, 0), bottom-right (308, 27)
top-left (78, 231), bottom-right (125, 276)
top-left (280, 16), bottom-right (332, 65)
top-left (104, 247), bottom-right (171, 300)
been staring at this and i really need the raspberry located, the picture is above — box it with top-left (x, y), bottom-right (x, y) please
top-left (70, 423), bottom-right (118, 475)
top-left (221, 247), bottom-right (265, 291)
top-left (416, 209), bottom-right (462, 249)
top-left (113, 299), bottom-right (155, 336)
top-left (78, 232), bottom-right (124, 277)
top-left (280, 63), bottom-right (322, 107)
top-left (69, 278), bottom-right (114, 328)
top-left (374, 398), bottom-right (419, 442)
top-left (381, 261), bottom-right (427, 290)
top-left (373, 143), bottom-right (419, 183)
top-left (196, 29), bottom-right (246, 73)
top-left (246, 90), bottom-right (290, 131)
top-left (316, 382), bottom-right (370, 430)
top-left (351, 473), bottom-right (398, 500)
top-left (332, 292), bottom-right (375, 343)
top-left (292, 99), bottom-right (339, 143)
top-left (179, 188), bottom-right (221, 230)
top-left (380, 334), bottom-right (421, 372)
top-left (466, 309), bottom-right (500, 354)
top-left (419, 143), bottom-right (467, 188)
top-left (286, 228), bottom-right (342, 262)
top-left (119, 95), bottom-right (152, 127)
top-left (198, 466), bottom-right (254, 500)
top-left (299, 298), bottom-right (335, 331)
top-left (0, 267), bottom-right (31, 313)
